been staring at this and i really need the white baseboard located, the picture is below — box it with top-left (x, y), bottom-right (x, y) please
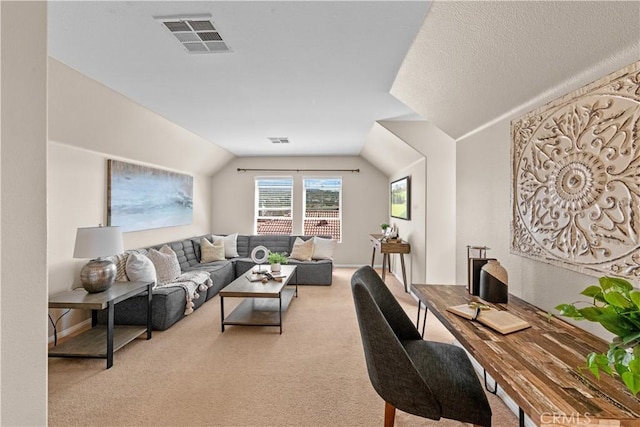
top-left (48, 318), bottom-right (91, 344)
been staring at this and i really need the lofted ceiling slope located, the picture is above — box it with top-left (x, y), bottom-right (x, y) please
top-left (48, 1), bottom-right (430, 158)
top-left (392, 1), bottom-right (640, 140)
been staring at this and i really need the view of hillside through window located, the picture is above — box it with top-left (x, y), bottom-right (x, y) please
top-left (254, 177), bottom-right (342, 240)
top-left (303, 178), bottom-right (341, 241)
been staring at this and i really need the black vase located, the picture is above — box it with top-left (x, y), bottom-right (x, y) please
top-left (479, 260), bottom-right (508, 303)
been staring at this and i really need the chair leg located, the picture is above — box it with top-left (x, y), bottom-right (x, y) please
top-left (384, 402), bottom-right (396, 427)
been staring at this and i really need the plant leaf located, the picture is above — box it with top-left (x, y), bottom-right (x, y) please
top-left (600, 276), bottom-right (633, 292)
top-left (630, 291), bottom-right (640, 310)
top-left (555, 304), bottom-right (583, 319)
top-left (580, 306), bottom-right (634, 337)
top-left (621, 371), bottom-right (640, 395)
top-left (622, 331), bottom-right (640, 346)
top-left (604, 291), bottom-right (633, 309)
top-left (581, 285), bottom-right (606, 303)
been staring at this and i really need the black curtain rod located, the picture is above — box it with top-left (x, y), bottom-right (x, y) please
top-left (237, 168), bottom-right (360, 173)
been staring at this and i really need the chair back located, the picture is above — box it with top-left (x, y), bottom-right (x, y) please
top-left (351, 265), bottom-right (441, 418)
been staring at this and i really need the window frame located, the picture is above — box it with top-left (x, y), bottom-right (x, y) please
top-left (254, 177), bottom-right (294, 235)
top-left (302, 177), bottom-right (342, 241)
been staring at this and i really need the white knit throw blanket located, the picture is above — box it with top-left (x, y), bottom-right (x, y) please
top-left (155, 270), bottom-right (212, 315)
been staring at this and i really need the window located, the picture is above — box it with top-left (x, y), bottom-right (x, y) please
top-left (303, 178), bottom-right (342, 240)
top-left (255, 178), bottom-right (293, 235)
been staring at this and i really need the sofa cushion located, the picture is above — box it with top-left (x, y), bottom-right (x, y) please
top-left (235, 235), bottom-right (250, 257)
top-left (290, 237), bottom-right (314, 261)
top-left (147, 245), bottom-right (181, 285)
top-left (200, 237), bottom-right (225, 262)
top-left (211, 233), bottom-right (239, 258)
top-left (249, 235), bottom-right (291, 255)
top-left (312, 236), bottom-right (337, 260)
top-left (125, 252), bottom-right (157, 285)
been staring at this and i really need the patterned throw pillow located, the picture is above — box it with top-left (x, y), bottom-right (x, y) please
top-left (146, 245), bottom-right (181, 285)
top-left (289, 237), bottom-right (314, 261)
top-left (125, 252), bottom-right (157, 286)
top-left (200, 237), bottom-right (225, 262)
top-left (312, 236), bottom-right (337, 260)
top-left (211, 233), bottom-right (239, 258)
top-left (105, 252), bottom-right (129, 281)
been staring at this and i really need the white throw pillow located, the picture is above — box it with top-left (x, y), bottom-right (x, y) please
top-left (200, 237), bottom-right (225, 263)
top-left (289, 237), bottom-right (314, 261)
top-left (125, 252), bottom-right (157, 286)
top-left (147, 245), bottom-right (181, 285)
top-left (211, 233), bottom-right (239, 258)
top-left (312, 236), bottom-right (337, 260)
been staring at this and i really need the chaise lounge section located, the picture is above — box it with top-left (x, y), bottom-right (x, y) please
top-left (98, 234), bottom-right (334, 330)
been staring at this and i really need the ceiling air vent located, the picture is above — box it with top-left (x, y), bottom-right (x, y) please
top-left (268, 137), bottom-right (290, 144)
top-left (155, 14), bottom-right (230, 54)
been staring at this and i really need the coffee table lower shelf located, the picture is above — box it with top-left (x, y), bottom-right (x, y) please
top-left (222, 287), bottom-right (296, 332)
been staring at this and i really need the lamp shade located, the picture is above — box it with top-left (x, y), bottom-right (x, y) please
top-left (73, 226), bottom-right (124, 259)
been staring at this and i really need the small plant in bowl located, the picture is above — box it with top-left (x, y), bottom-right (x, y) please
top-left (267, 252), bottom-right (288, 272)
top-left (268, 252), bottom-right (288, 265)
top-left (555, 276), bottom-right (640, 395)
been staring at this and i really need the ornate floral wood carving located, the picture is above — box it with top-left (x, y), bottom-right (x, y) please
top-left (511, 61), bottom-right (640, 278)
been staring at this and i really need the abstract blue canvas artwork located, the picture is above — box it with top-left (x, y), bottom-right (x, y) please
top-left (108, 160), bottom-right (193, 232)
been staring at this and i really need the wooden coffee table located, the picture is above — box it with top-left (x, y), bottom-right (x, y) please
top-left (219, 265), bottom-right (297, 334)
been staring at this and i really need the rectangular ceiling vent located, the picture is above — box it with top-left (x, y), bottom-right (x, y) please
top-left (155, 14), bottom-right (230, 54)
top-left (268, 137), bottom-right (290, 144)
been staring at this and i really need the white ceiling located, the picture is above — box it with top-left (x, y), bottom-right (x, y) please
top-left (47, 1), bottom-right (430, 157)
top-left (47, 1), bottom-right (640, 159)
top-left (392, 1), bottom-right (640, 140)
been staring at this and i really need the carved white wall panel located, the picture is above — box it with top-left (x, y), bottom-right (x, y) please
top-left (511, 61), bottom-right (640, 278)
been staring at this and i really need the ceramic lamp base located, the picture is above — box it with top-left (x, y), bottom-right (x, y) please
top-left (80, 259), bottom-right (116, 293)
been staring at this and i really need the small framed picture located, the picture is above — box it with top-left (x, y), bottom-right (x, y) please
top-left (390, 176), bottom-right (410, 220)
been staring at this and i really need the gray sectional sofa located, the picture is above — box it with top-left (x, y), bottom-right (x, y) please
top-left (97, 234), bottom-right (333, 331)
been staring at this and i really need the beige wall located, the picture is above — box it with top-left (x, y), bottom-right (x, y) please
top-left (456, 61), bottom-right (640, 340)
top-left (211, 156), bottom-right (388, 266)
top-left (48, 58), bottom-right (234, 177)
top-left (47, 142), bottom-right (215, 335)
top-left (1, 1), bottom-right (48, 424)
top-left (47, 59), bottom-right (222, 339)
top-left (380, 121), bottom-right (456, 284)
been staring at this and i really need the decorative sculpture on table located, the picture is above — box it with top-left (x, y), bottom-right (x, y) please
top-left (479, 260), bottom-right (508, 303)
top-left (251, 245), bottom-right (269, 272)
top-left (511, 61), bottom-right (640, 279)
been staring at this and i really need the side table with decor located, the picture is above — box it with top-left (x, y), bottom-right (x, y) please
top-left (48, 281), bottom-right (152, 369)
top-left (369, 233), bottom-right (411, 292)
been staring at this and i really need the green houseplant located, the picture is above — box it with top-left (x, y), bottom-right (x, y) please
top-left (267, 252), bottom-right (288, 272)
top-left (268, 252), bottom-right (288, 264)
top-left (555, 276), bottom-right (640, 395)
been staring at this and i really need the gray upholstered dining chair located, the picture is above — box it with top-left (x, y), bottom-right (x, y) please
top-left (351, 265), bottom-right (492, 427)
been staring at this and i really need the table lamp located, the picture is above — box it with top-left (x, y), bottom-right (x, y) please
top-left (73, 225), bottom-right (124, 293)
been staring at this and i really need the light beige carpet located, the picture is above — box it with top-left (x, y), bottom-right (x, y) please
top-left (48, 267), bottom-right (518, 426)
